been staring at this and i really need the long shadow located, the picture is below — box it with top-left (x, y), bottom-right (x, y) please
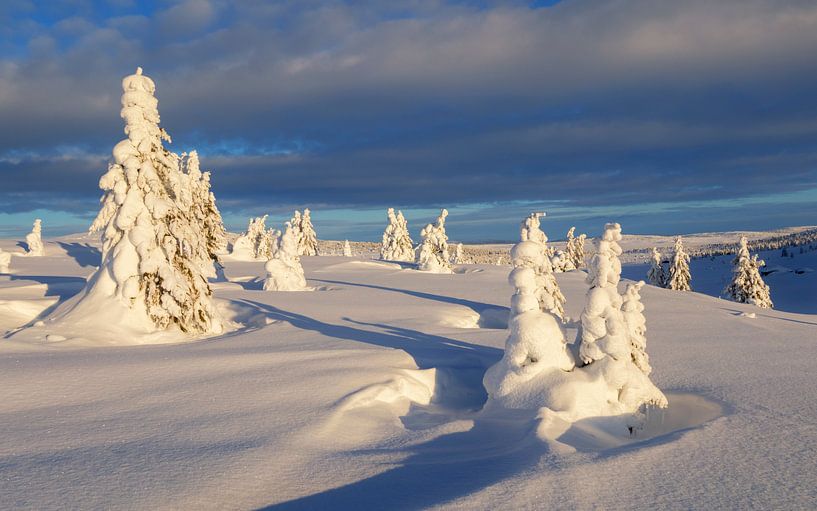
top-left (261, 416), bottom-right (545, 510)
top-left (238, 300), bottom-right (500, 371)
top-left (239, 301), bottom-right (540, 509)
top-left (311, 278), bottom-right (508, 317)
top-left (3, 275), bottom-right (87, 336)
top-left (56, 242), bottom-right (101, 268)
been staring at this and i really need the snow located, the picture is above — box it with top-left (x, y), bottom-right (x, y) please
top-left (0, 231), bottom-right (816, 509)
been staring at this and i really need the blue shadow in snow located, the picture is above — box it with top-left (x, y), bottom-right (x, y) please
top-left (56, 242), bottom-right (101, 268)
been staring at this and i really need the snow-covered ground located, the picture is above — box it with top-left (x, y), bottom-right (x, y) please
top-left (1, 234), bottom-right (816, 509)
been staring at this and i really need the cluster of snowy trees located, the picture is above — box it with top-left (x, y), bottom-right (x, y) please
top-left (485, 221), bottom-right (667, 431)
top-left (263, 222), bottom-right (307, 291)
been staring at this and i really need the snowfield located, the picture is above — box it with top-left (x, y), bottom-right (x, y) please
top-left (1, 234), bottom-right (816, 509)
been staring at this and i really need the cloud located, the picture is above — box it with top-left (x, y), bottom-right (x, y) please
top-left (0, 0), bottom-right (816, 235)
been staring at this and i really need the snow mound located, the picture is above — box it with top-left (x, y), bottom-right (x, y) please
top-left (540, 392), bottom-right (724, 452)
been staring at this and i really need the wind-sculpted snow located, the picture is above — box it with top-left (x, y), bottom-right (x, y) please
top-left (0, 236), bottom-right (815, 509)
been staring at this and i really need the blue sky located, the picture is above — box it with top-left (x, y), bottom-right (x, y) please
top-left (1, 0), bottom-right (816, 241)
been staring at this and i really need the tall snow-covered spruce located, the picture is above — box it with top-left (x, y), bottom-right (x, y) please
top-left (52, 67), bottom-right (222, 336)
top-left (380, 208), bottom-right (414, 262)
top-left (183, 151), bottom-right (227, 277)
top-left (416, 209), bottom-right (452, 273)
top-left (25, 219), bottom-right (44, 256)
top-left (647, 247), bottom-right (667, 287)
top-left (565, 227), bottom-right (586, 270)
top-left (668, 236), bottom-right (692, 291)
top-left (724, 236), bottom-right (773, 308)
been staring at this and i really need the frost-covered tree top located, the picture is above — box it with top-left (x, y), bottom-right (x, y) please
top-left (67, 67), bottom-right (222, 335)
top-left (724, 236), bottom-right (773, 308)
top-left (511, 239), bottom-right (565, 320)
top-left (647, 247), bottom-right (667, 288)
top-left (25, 218), bottom-right (44, 256)
top-left (297, 208), bottom-right (318, 256)
top-left (417, 209), bottom-right (452, 273)
top-left (380, 208), bottom-right (415, 262)
top-left (668, 236), bottom-right (692, 291)
top-left (520, 212), bottom-right (547, 244)
top-left (264, 222), bottom-right (307, 291)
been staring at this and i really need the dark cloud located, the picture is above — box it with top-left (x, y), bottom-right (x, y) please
top-left (1, 0), bottom-right (816, 236)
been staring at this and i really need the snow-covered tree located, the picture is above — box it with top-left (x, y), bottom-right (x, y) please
top-left (380, 208), bottom-right (414, 262)
top-left (232, 215), bottom-right (274, 260)
top-left (724, 236), bottom-right (773, 308)
top-left (263, 222), bottom-right (307, 291)
top-left (667, 236), bottom-right (692, 291)
top-left (184, 152), bottom-right (227, 258)
top-left (417, 209), bottom-right (452, 273)
top-left (289, 210), bottom-right (304, 253)
top-left (58, 67), bottom-right (222, 335)
top-left (452, 243), bottom-right (465, 264)
top-left (342, 240), bottom-right (352, 257)
top-left (622, 281), bottom-right (651, 375)
top-left (646, 247), bottom-right (667, 288)
top-left (514, 213), bottom-right (566, 319)
top-left (560, 227), bottom-right (587, 271)
top-left (297, 208), bottom-right (318, 256)
top-left (0, 248), bottom-right (10, 273)
top-left (483, 253), bottom-right (575, 399)
top-left (573, 234), bottom-right (587, 269)
top-left (25, 219), bottom-right (44, 256)
top-left (578, 223), bottom-right (628, 365)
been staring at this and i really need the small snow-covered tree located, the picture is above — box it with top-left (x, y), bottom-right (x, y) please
top-left (417, 209), bottom-right (452, 273)
top-left (263, 222), bottom-right (307, 291)
top-left (289, 210), bottom-right (304, 253)
top-left (646, 247), bottom-right (667, 287)
top-left (622, 281), bottom-right (651, 375)
top-left (25, 219), bottom-right (44, 256)
top-left (573, 234), bottom-right (586, 269)
top-left (380, 208), bottom-right (414, 261)
top-left (0, 248), bottom-right (10, 273)
top-left (342, 239), bottom-right (352, 257)
top-left (61, 67), bottom-right (222, 335)
top-left (298, 208), bottom-right (318, 256)
top-left (724, 236), bottom-right (773, 308)
top-left (667, 236), bottom-right (692, 291)
top-left (452, 242), bottom-right (465, 264)
top-left (564, 227), bottom-right (578, 269)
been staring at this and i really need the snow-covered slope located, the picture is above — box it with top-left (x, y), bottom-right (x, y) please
top-left (0, 237), bottom-right (815, 509)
